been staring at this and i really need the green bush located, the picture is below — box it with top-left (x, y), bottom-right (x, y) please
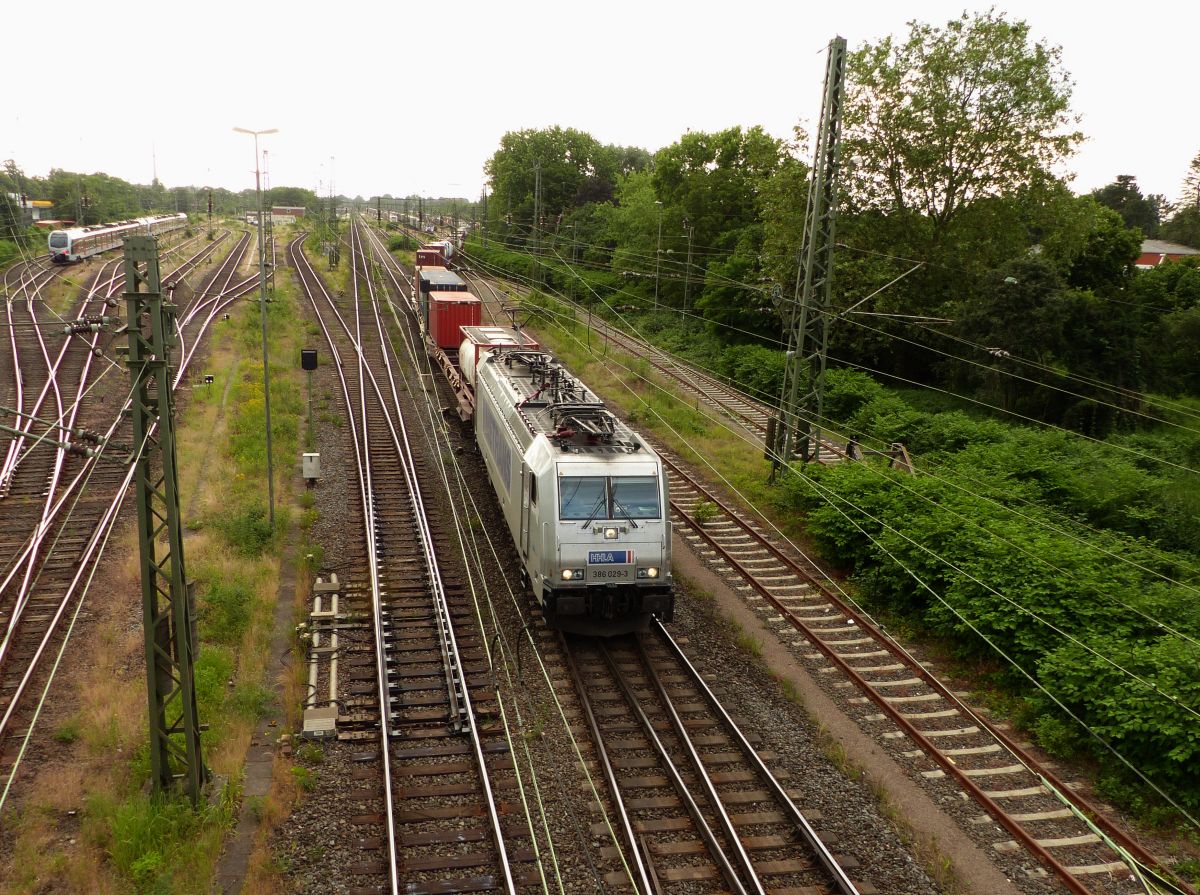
top-left (196, 570), bottom-right (253, 643)
top-left (388, 233), bottom-right (419, 252)
top-left (104, 792), bottom-right (211, 889)
top-left (783, 431), bottom-right (1200, 816)
top-left (217, 504), bottom-right (274, 556)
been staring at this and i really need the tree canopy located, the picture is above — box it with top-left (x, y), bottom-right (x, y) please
top-left (840, 10), bottom-right (1081, 244)
top-left (1090, 175), bottom-right (1166, 237)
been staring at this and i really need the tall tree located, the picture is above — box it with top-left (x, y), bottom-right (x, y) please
top-left (1090, 175), bottom-right (1165, 236)
top-left (841, 11), bottom-right (1082, 247)
top-left (1160, 207), bottom-right (1200, 249)
top-left (1181, 150), bottom-right (1200, 211)
top-left (484, 127), bottom-right (646, 236)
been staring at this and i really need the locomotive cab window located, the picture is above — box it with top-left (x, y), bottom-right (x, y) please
top-left (558, 475), bottom-right (661, 521)
top-left (529, 476), bottom-right (538, 505)
top-left (559, 477), bottom-right (606, 520)
top-left (611, 477), bottom-right (660, 519)
top-left (49, 233), bottom-right (68, 248)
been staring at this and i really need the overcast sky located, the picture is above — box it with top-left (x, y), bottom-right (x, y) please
top-left (4, 1), bottom-right (1197, 205)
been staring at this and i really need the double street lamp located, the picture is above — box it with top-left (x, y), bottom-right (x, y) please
top-left (233, 126), bottom-right (278, 527)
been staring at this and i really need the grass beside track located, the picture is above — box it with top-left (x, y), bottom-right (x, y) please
top-left (0, 227), bottom-right (307, 895)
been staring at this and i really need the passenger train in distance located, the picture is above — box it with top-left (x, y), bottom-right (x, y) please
top-left (459, 325), bottom-right (674, 635)
top-left (47, 213), bottom-right (189, 263)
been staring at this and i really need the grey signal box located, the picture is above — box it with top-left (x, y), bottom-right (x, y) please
top-left (302, 453), bottom-right (321, 482)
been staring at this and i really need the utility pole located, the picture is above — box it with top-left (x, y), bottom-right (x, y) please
top-left (570, 221), bottom-right (578, 301)
top-left (771, 36), bottom-right (847, 475)
top-left (122, 235), bottom-right (207, 804)
top-left (376, 196), bottom-right (382, 224)
top-left (482, 191), bottom-right (488, 247)
top-left (206, 189), bottom-right (213, 240)
top-left (533, 160), bottom-right (541, 286)
top-left (653, 200), bottom-right (663, 310)
top-left (233, 127), bottom-right (278, 525)
top-left (263, 149), bottom-right (275, 288)
top-left (683, 217), bottom-right (694, 308)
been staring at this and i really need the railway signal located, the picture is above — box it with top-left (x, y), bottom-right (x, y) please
top-left (301, 348), bottom-right (317, 429)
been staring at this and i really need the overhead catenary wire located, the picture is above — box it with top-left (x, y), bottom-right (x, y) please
top-left (467, 245), bottom-right (1200, 711)
top-left (353, 225), bottom-right (566, 894)
top-left (472, 234), bottom-right (1200, 434)
top-left (357, 221), bottom-right (646, 892)
top-left (515, 269), bottom-right (1200, 838)
top-left (465, 241), bottom-right (1200, 585)
top-left (509, 267), bottom-right (1200, 653)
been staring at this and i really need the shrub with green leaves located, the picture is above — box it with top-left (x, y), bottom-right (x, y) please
top-left (784, 382), bottom-right (1200, 818)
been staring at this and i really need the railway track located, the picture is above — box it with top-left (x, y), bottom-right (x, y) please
top-left (0, 230), bottom-right (258, 795)
top-left (354, 221), bottom-right (878, 893)
top-left (564, 622), bottom-right (864, 894)
top-left (443, 257), bottom-right (1190, 895)
top-left (288, 227), bottom-right (540, 895)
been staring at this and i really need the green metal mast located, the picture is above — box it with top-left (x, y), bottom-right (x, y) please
top-left (772, 36), bottom-right (847, 475)
top-left (123, 235), bottom-right (207, 803)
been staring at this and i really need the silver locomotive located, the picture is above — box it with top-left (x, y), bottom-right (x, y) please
top-left (461, 326), bottom-right (674, 635)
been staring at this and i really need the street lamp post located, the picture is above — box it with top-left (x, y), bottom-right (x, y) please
top-left (653, 200), bottom-right (663, 310)
top-left (233, 126), bottom-right (279, 528)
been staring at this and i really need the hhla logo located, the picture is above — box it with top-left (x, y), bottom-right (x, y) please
top-left (588, 550), bottom-right (633, 564)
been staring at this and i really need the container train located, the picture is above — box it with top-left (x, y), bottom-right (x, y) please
top-left (456, 325), bottom-right (674, 635)
top-left (47, 213), bottom-right (188, 263)
top-left (403, 229), bottom-right (673, 633)
top-left (412, 242), bottom-right (481, 351)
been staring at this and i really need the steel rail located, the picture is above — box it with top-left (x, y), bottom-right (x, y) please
top-left (594, 638), bottom-right (753, 895)
top-left (0, 248), bottom-right (254, 610)
top-left (351, 222), bottom-right (516, 895)
top-left (0, 241), bottom-right (265, 747)
top-left (0, 258), bottom-right (119, 660)
top-left (557, 631), bottom-right (657, 895)
top-left (457, 258), bottom-right (1190, 894)
top-left (0, 262), bottom-right (62, 491)
top-left (0, 238), bottom-right (228, 644)
top-left (628, 635), bottom-right (769, 895)
top-left (288, 235), bottom-right (401, 895)
top-left (662, 453), bottom-right (1195, 892)
top-left (661, 452), bottom-right (1184, 895)
top-left (650, 618), bottom-right (862, 894)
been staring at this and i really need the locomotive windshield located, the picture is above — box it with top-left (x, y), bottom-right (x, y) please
top-left (558, 477), bottom-right (606, 520)
top-left (610, 477), bottom-right (661, 519)
top-left (49, 233), bottom-right (68, 248)
top-left (558, 475), bottom-right (661, 521)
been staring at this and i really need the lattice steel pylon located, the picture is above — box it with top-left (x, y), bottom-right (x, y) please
top-left (771, 36), bottom-right (847, 476)
top-left (123, 235), bottom-right (207, 803)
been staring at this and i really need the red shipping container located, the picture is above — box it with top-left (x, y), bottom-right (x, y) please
top-left (430, 293), bottom-right (482, 349)
top-left (416, 249), bottom-right (443, 267)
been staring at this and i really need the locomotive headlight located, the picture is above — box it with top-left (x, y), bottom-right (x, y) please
top-left (562, 569), bottom-right (574, 581)
top-left (562, 569), bottom-right (584, 581)
top-left (647, 567), bottom-right (660, 579)
top-left (604, 527), bottom-right (618, 540)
